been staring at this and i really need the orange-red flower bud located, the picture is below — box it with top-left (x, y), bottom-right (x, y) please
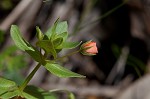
top-left (80, 41), bottom-right (98, 55)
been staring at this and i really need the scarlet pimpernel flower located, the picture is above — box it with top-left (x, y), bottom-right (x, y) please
top-left (80, 40), bottom-right (98, 56)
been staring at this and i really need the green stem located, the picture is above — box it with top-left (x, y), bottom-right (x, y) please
top-left (19, 63), bottom-right (41, 91)
top-left (55, 50), bottom-right (80, 61)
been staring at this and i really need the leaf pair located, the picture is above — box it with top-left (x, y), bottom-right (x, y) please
top-left (0, 77), bottom-right (57, 99)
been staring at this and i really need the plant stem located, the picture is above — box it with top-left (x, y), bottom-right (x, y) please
top-left (19, 63), bottom-right (41, 91)
top-left (55, 50), bottom-right (80, 61)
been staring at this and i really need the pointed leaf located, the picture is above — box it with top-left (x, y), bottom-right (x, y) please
top-left (0, 90), bottom-right (19, 99)
top-left (45, 63), bottom-right (85, 78)
top-left (10, 25), bottom-right (34, 51)
top-left (0, 77), bottom-right (18, 97)
top-left (56, 21), bottom-right (68, 34)
top-left (0, 77), bottom-right (16, 88)
top-left (56, 41), bottom-right (82, 49)
top-left (45, 18), bottom-right (59, 39)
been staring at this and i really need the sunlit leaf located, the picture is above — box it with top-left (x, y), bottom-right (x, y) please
top-left (0, 90), bottom-right (19, 99)
top-left (10, 25), bottom-right (34, 51)
top-left (0, 77), bottom-right (16, 88)
top-left (45, 63), bottom-right (85, 78)
top-left (56, 41), bottom-right (82, 49)
top-left (0, 77), bottom-right (18, 98)
top-left (45, 18), bottom-right (59, 39)
top-left (56, 21), bottom-right (68, 34)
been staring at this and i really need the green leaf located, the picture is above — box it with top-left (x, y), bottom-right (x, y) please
top-left (45, 63), bottom-right (85, 78)
top-left (10, 25), bottom-right (34, 51)
top-left (0, 77), bottom-right (16, 88)
top-left (0, 90), bottom-right (19, 99)
top-left (23, 86), bottom-right (57, 99)
top-left (0, 77), bottom-right (18, 98)
top-left (56, 21), bottom-right (68, 34)
top-left (56, 41), bottom-right (82, 49)
top-left (45, 18), bottom-right (59, 39)
top-left (36, 40), bottom-right (57, 59)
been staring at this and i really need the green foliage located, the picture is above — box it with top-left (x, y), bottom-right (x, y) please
top-left (0, 77), bottom-right (57, 99)
top-left (0, 46), bottom-right (26, 84)
top-left (10, 25), bottom-right (34, 51)
top-left (10, 25), bottom-right (44, 63)
top-left (55, 21), bottom-right (68, 34)
top-left (0, 46), bottom-right (26, 71)
top-left (7, 19), bottom-right (86, 98)
top-left (0, 77), bottom-right (18, 99)
top-left (0, 0), bottom-right (13, 10)
top-left (45, 62), bottom-right (85, 78)
top-left (36, 19), bottom-right (81, 59)
top-left (60, 41), bottom-right (82, 49)
top-left (10, 19), bottom-right (84, 78)
top-left (0, 77), bottom-right (16, 88)
top-left (36, 40), bottom-right (57, 59)
top-left (23, 86), bottom-right (57, 99)
top-left (68, 92), bottom-right (75, 99)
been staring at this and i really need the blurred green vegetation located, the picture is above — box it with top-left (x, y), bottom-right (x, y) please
top-left (0, 46), bottom-right (27, 85)
top-left (0, 0), bottom-right (13, 10)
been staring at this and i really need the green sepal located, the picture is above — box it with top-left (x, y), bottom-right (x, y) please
top-left (45, 62), bottom-right (85, 78)
top-left (80, 46), bottom-right (96, 56)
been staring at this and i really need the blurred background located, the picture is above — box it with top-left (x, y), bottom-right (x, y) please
top-left (0, 0), bottom-right (150, 99)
